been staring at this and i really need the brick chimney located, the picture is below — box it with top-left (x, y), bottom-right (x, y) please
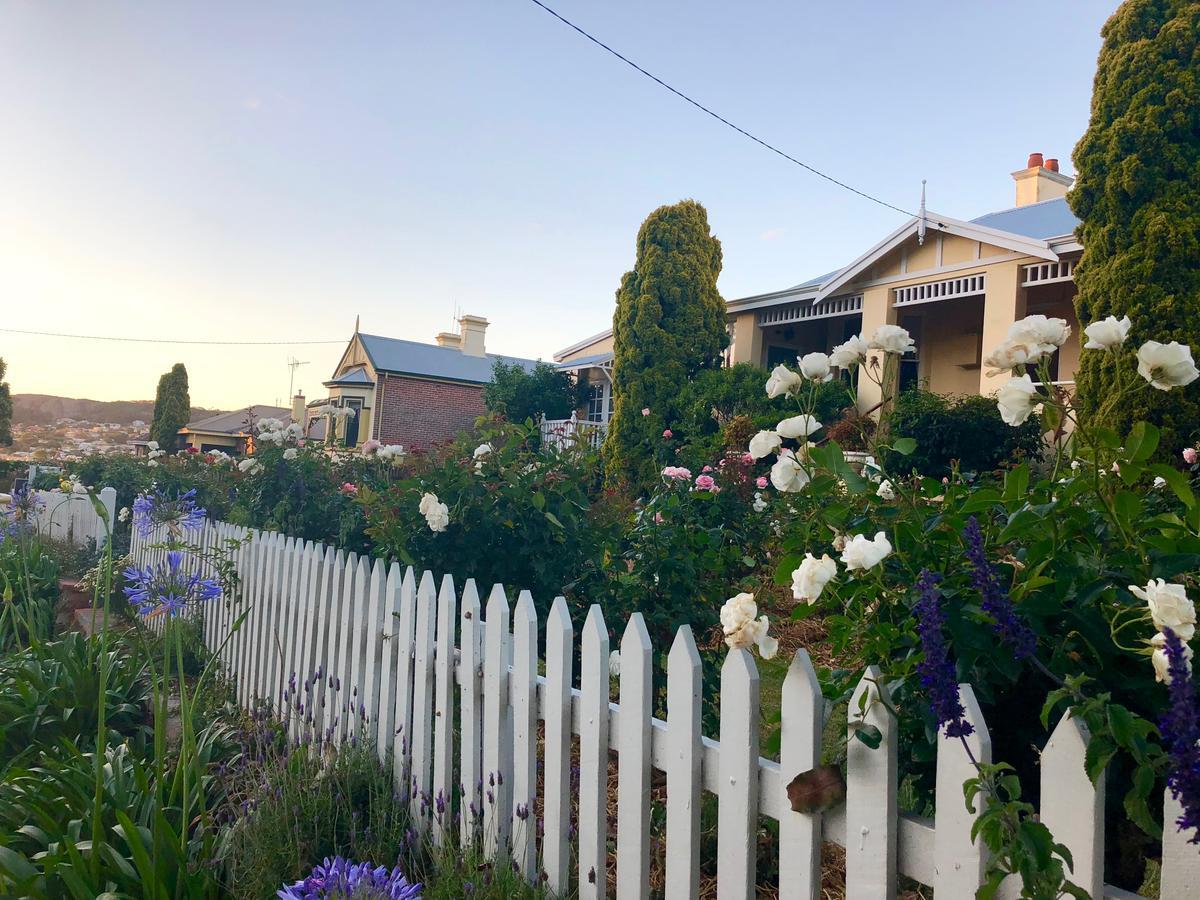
top-left (291, 392), bottom-right (306, 425)
top-left (458, 315), bottom-right (489, 357)
top-left (1011, 152), bottom-right (1074, 207)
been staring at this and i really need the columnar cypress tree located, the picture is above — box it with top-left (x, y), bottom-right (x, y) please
top-left (1070, 0), bottom-right (1200, 448)
top-left (150, 363), bottom-right (191, 450)
top-left (603, 200), bottom-right (727, 489)
top-left (0, 358), bottom-right (12, 446)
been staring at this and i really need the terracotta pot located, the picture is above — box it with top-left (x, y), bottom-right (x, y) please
top-left (1045, 157), bottom-right (1060, 172)
top-left (58, 578), bottom-right (92, 611)
top-left (1027, 152), bottom-right (1044, 169)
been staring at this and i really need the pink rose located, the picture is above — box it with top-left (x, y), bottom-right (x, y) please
top-left (702, 465), bottom-right (713, 473)
top-left (340, 482), bottom-right (358, 495)
top-left (641, 408), bottom-right (650, 417)
top-left (1185, 447), bottom-right (1198, 465)
top-left (663, 429), bottom-right (673, 439)
top-left (755, 476), bottom-right (768, 489)
top-left (742, 452), bottom-right (754, 465)
top-left (653, 512), bottom-right (664, 524)
top-left (695, 474), bottom-right (716, 491)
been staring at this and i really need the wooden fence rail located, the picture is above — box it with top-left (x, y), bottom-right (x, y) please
top-left (130, 520), bottom-right (1200, 899)
top-left (29, 486), bottom-right (117, 547)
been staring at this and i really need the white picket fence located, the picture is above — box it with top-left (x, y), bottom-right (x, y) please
top-left (128, 520), bottom-right (1200, 899)
top-left (540, 417), bottom-right (607, 451)
top-left (29, 486), bottom-right (117, 547)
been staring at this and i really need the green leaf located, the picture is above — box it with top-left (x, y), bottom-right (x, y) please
top-left (1125, 421), bottom-right (1160, 462)
top-left (531, 492), bottom-right (546, 511)
top-left (892, 437), bottom-right (917, 456)
top-left (1149, 464), bottom-right (1197, 509)
top-left (543, 511), bottom-right (563, 529)
top-left (853, 723), bottom-right (882, 749)
top-left (1107, 704), bottom-right (1137, 749)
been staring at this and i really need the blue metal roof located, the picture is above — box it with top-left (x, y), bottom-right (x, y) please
top-left (555, 351), bottom-right (613, 370)
top-left (357, 333), bottom-right (540, 384)
top-left (324, 365), bottom-right (375, 387)
top-left (969, 197), bottom-right (1078, 240)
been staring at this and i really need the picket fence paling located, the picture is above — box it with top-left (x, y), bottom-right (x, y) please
top-left (127, 517), bottom-right (1199, 900)
top-left (30, 486), bottom-right (117, 548)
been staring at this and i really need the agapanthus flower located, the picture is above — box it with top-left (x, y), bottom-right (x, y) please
top-left (123, 550), bottom-right (221, 618)
top-left (963, 517), bottom-right (1036, 659)
top-left (278, 856), bottom-right (422, 899)
top-left (1158, 628), bottom-right (1200, 843)
top-left (131, 488), bottom-right (206, 538)
top-left (914, 569), bottom-right (973, 738)
top-left (6, 486), bottom-right (44, 523)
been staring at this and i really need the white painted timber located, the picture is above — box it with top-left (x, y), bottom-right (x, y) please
top-left (717, 648), bottom-right (760, 899)
top-left (458, 579), bottom-right (484, 849)
top-left (1041, 713), bottom-right (1105, 899)
top-left (933, 684), bottom-right (991, 895)
top-left (409, 570), bottom-right (438, 832)
top-left (482, 584), bottom-right (513, 857)
top-left (579, 604), bottom-right (610, 898)
top-left (779, 649), bottom-right (823, 900)
top-left (845, 666), bottom-right (897, 900)
top-left (616, 612), bottom-right (652, 900)
top-left (431, 575), bottom-right (458, 845)
top-left (542, 596), bottom-right (574, 895)
top-left (510, 590), bottom-right (538, 879)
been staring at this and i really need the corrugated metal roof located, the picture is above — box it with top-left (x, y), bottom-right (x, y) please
top-left (185, 405), bottom-right (291, 434)
top-left (969, 197), bottom-right (1078, 240)
top-left (555, 351), bottom-right (613, 370)
top-left (357, 333), bottom-right (540, 384)
top-left (325, 365), bottom-right (374, 386)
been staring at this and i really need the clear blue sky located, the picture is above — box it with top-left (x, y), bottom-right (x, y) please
top-left (0, 1), bottom-right (1118, 409)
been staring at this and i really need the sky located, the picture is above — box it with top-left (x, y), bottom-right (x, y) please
top-left (0, 1), bottom-right (1119, 410)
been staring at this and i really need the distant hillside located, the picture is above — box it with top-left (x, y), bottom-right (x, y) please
top-left (13, 394), bottom-right (226, 426)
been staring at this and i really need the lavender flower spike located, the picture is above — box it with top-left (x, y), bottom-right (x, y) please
top-left (1159, 628), bottom-right (1200, 843)
top-left (914, 569), bottom-right (973, 739)
top-left (963, 516), bottom-right (1036, 659)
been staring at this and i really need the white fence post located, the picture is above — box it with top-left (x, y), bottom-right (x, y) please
top-left (432, 574), bottom-right (458, 845)
top-left (1161, 788), bottom-right (1200, 898)
top-left (511, 590), bottom-right (538, 879)
top-left (1041, 712), bottom-right (1104, 899)
top-left (616, 612), bottom-right (652, 900)
top-left (845, 666), bottom-right (897, 900)
top-left (482, 584), bottom-right (513, 856)
top-left (374, 562), bottom-right (404, 764)
top-left (458, 579), bottom-right (484, 850)
top-left (933, 684), bottom-right (991, 896)
top-left (717, 648), bottom-right (760, 900)
top-left (665, 626), bottom-right (702, 900)
top-left (391, 567), bottom-right (417, 790)
top-left (579, 604), bottom-right (610, 898)
top-left (779, 649), bottom-right (823, 900)
top-left (542, 596), bottom-right (574, 894)
top-left (410, 571), bottom-right (438, 832)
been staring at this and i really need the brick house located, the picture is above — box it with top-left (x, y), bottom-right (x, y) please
top-left (313, 315), bottom-right (540, 452)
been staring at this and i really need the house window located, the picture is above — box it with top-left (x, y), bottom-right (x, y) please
top-left (585, 381), bottom-right (610, 423)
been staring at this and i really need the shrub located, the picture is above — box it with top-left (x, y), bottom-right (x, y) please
top-left (483, 359), bottom-right (583, 424)
top-left (886, 389), bottom-right (1042, 477)
top-left (0, 533), bottom-right (60, 651)
top-left (361, 420), bottom-right (613, 618)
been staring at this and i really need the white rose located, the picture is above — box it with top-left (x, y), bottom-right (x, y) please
top-left (765, 364), bottom-right (802, 399)
top-left (840, 531), bottom-right (892, 572)
top-left (609, 650), bottom-right (621, 678)
top-left (473, 443), bottom-right (493, 459)
top-left (719, 593), bottom-right (778, 658)
top-left (118, 507), bottom-right (130, 522)
top-left (830, 334), bottom-right (869, 369)
top-left (983, 339), bottom-right (1038, 376)
top-left (776, 415), bottom-right (822, 440)
top-left (146, 441), bottom-right (159, 451)
top-left (996, 374), bottom-right (1040, 426)
top-left (798, 352), bottom-right (833, 383)
top-left (1151, 632), bottom-right (1194, 684)
top-left (876, 479), bottom-right (895, 501)
top-left (752, 491), bottom-right (768, 513)
top-left (748, 430), bottom-right (782, 459)
top-left (770, 449), bottom-right (810, 493)
top-left (283, 448), bottom-right (298, 460)
top-left (868, 324), bottom-right (915, 355)
top-left (1082, 315), bottom-right (1131, 351)
top-left (1008, 315), bottom-right (1070, 354)
top-left (423, 501), bottom-right (450, 533)
top-left (791, 553), bottom-right (838, 604)
top-left (1154, 476), bottom-right (1167, 489)
top-left (1130, 579), bottom-right (1196, 640)
top-left (1136, 341), bottom-right (1199, 391)
top-left (418, 491), bottom-right (441, 516)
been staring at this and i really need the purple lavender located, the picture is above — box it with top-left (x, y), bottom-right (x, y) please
top-left (131, 487), bottom-right (207, 538)
top-left (914, 569), bottom-right (973, 738)
top-left (1159, 628), bottom-right (1200, 843)
top-left (277, 856), bottom-right (421, 898)
top-left (963, 516), bottom-right (1036, 659)
top-left (122, 549), bottom-right (221, 618)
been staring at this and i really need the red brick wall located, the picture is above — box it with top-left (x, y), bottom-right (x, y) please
top-left (373, 373), bottom-right (486, 450)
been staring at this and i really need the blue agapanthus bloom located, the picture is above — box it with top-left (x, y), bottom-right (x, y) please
top-left (278, 856), bottom-right (422, 899)
top-left (131, 488), bottom-right (207, 538)
top-left (1159, 627), bottom-right (1200, 844)
top-left (123, 550), bottom-right (221, 618)
top-left (914, 568), bottom-right (974, 739)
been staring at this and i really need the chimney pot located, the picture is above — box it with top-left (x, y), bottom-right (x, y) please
top-left (1045, 157), bottom-right (1059, 173)
top-left (458, 315), bottom-right (489, 357)
top-left (435, 332), bottom-right (462, 351)
top-left (1027, 152), bottom-right (1044, 169)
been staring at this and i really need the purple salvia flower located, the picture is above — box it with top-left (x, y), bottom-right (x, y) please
top-left (1160, 628), bottom-right (1200, 843)
top-left (963, 516), bottom-right (1036, 659)
top-left (914, 568), bottom-right (974, 738)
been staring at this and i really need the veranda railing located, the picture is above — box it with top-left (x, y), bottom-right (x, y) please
top-left (130, 521), bottom-right (1200, 899)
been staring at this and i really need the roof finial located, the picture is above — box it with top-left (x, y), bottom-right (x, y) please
top-left (354, 314), bottom-right (360, 334)
top-left (917, 179), bottom-right (927, 245)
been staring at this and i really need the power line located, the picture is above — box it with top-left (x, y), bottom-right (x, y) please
top-left (1, 327), bottom-right (345, 346)
top-left (524, 0), bottom-right (919, 218)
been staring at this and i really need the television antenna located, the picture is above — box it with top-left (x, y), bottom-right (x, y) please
top-left (287, 356), bottom-right (310, 401)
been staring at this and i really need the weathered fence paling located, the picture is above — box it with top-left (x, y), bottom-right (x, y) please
top-left (130, 519), bottom-right (1198, 900)
top-left (29, 486), bottom-right (117, 548)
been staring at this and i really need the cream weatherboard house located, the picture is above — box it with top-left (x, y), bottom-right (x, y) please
top-left (556, 154), bottom-right (1082, 419)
